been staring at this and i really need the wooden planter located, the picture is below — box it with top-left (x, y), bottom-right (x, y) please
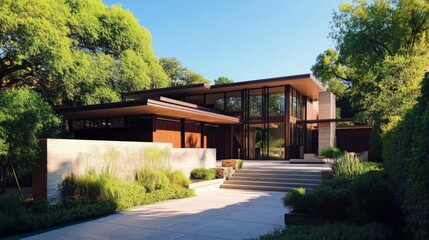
top-left (284, 213), bottom-right (336, 226)
top-left (221, 159), bottom-right (243, 170)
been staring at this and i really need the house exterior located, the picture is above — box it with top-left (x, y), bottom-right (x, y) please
top-left (56, 74), bottom-right (343, 160)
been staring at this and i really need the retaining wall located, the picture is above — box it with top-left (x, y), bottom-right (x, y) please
top-left (32, 139), bottom-right (216, 202)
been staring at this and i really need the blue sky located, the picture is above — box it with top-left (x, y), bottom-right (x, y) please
top-left (102, 0), bottom-right (346, 83)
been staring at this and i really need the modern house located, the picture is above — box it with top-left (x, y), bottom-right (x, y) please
top-left (56, 74), bottom-right (369, 160)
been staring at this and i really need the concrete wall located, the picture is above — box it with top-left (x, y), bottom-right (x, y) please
top-left (33, 139), bottom-right (216, 202)
top-left (318, 92), bottom-right (336, 154)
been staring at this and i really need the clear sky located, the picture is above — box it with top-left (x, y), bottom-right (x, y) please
top-left (102, 0), bottom-right (346, 83)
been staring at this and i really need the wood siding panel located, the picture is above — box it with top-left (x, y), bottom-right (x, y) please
top-left (153, 119), bottom-right (181, 148)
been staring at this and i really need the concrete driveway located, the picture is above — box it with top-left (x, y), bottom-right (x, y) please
top-left (25, 189), bottom-right (287, 240)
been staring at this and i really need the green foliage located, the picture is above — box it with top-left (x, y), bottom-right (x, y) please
top-left (137, 169), bottom-right (170, 192)
top-left (320, 146), bottom-right (342, 158)
top-left (361, 162), bottom-right (383, 172)
top-left (236, 159), bottom-right (243, 169)
top-left (382, 72), bottom-right (429, 239)
top-left (330, 152), bottom-right (364, 178)
top-left (190, 168), bottom-right (216, 180)
top-left (0, 89), bottom-right (63, 191)
top-left (312, 0), bottom-right (429, 124)
top-left (284, 178), bottom-right (352, 219)
top-left (159, 57), bottom-right (209, 87)
top-left (214, 76), bottom-right (234, 85)
top-left (256, 223), bottom-right (393, 240)
top-left (350, 171), bottom-right (402, 226)
top-left (370, 123), bottom-right (383, 162)
top-left (282, 188), bottom-right (310, 214)
top-left (0, 0), bottom-right (169, 105)
top-left (0, 196), bottom-right (116, 236)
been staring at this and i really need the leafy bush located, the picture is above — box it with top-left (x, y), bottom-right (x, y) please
top-left (0, 196), bottom-right (117, 236)
top-left (320, 146), bottom-right (342, 158)
top-left (361, 161), bottom-right (383, 172)
top-left (350, 171), bottom-right (402, 226)
top-left (165, 170), bottom-right (190, 188)
top-left (236, 159), bottom-right (243, 169)
top-left (382, 73), bottom-right (429, 239)
top-left (282, 188), bottom-right (309, 214)
top-left (190, 168), bottom-right (216, 180)
top-left (284, 178), bottom-right (352, 219)
top-left (256, 223), bottom-right (393, 240)
top-left (330, 152), bottom-right (364, 178)
top-left (137, 169), bottom-right (170, 192)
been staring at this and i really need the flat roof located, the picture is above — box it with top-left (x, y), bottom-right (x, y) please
top-left (56, 98), bottom-right (240, 124)
top-left (122, 74), bottom-right (326, 101)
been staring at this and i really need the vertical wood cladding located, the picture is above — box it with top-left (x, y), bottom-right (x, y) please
top-left (153, 119), bottom-right (182, 148)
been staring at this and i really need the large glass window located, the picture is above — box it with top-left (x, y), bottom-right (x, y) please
top-left (269, 87), bottom-right (285, 116)
top-left (268, 122), bottom-right (285, 159)
top-left (206, 93), bottom-right (224, 111)
top-left (225, 91), bottom-right (241, 112)
top-left (249, 89), bottom-right (262, 118)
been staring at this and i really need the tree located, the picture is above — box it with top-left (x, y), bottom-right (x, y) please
top-left (214, 76), bottom-right (234, 85)
top-left (159, 57), bottom-right (209, 86)
top-left (312, 0), bottom-right (429, 123)
top-left (0, 89), bottom-right (63, 192)
top-left (0, 0), bottom-right (170, 105)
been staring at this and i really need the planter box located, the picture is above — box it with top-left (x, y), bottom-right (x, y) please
top-left (221, 159), bottom-right (243, 170)
top-left (212, 167), bottom-right (234, 179)
top-left (284, 213), bottom-right (336, 226)
top-left (188, 178), bottom-right (224, 194)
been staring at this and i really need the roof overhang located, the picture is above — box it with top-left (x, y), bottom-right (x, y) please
top-left (210, 74), bottom-right (325, 100)
top-left (56, 98), bottom-right (240, 124)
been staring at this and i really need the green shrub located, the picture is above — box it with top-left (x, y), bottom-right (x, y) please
top-left (350, 171), bottom-right (402, 226)
top-left (320, 146), bottom-right (342, 158)
top-left (382, 73), bottom-right (429, 239)
top-left (282, 188), bottom-right (309, 214)
top-left (190, 168), bottom-right (216, 180)
top-left (256, 223), bottom-right (393, 240)
top-left (236, 159), bottom-right (243, 169)
top-left (284, 179), bottom-right (352, 219)
top-left (361, 161), bottom-right (383, 172)
top-left (330, 152), bottom-right (364, 178)
top-left (165, 170), bottom-right (190, 188)
top-left (137, 169), bottom-right (170, 192)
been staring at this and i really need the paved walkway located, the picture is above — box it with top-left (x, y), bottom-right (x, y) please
top-left (25, 189), bottom-right (287, 240)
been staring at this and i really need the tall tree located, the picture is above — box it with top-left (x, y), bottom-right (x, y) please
top-left (312, 0), bottom-right (429, 123)
top-left (0, 89), bottom-right (63, 192)
top-left (0, 0), bottom-right (170, 105)
top-left (214, 76), bottom-right (234, 85)
top-left (159, 57), bottom-right (209, 86)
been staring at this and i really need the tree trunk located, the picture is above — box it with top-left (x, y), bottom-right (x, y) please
top-left (0, 165), bottom-right (6, 193)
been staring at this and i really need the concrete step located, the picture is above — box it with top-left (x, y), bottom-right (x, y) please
top-left (228, 175), bottom-right (322, 184)
top-left (232, 172), bottom-right (321, 179)
top-left (220, 184), bottom-right (307, 192)
top-left (224, 180), bottom-right (319, 188)
top-left (236, 169), bottom-right (322, 175)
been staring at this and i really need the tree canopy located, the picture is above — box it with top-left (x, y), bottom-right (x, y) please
top-left (0, 89), bottom-right (63, 192)
top-left (312, 0), bottom-right (429, 123)
top-left (0, 0), bottom-right (170, 105)
top-left (159, 57), bottom-right (209, 86)
top-left (214, 76), bottom-right (234, 85)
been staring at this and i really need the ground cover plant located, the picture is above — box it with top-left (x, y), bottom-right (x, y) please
top-left (190, 168), bottom-right (216, 180)
top-left (320, 146), bottom-right (342, 158)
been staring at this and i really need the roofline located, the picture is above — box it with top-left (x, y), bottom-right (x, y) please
top-left (55, 99), bottom-right (149, 114)
top-left (121, 83), bottom-right (210, 97)
top-left (121, 73), bottom-right (326, 97)
top-left (210, 73), bottom-right (326, 92)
